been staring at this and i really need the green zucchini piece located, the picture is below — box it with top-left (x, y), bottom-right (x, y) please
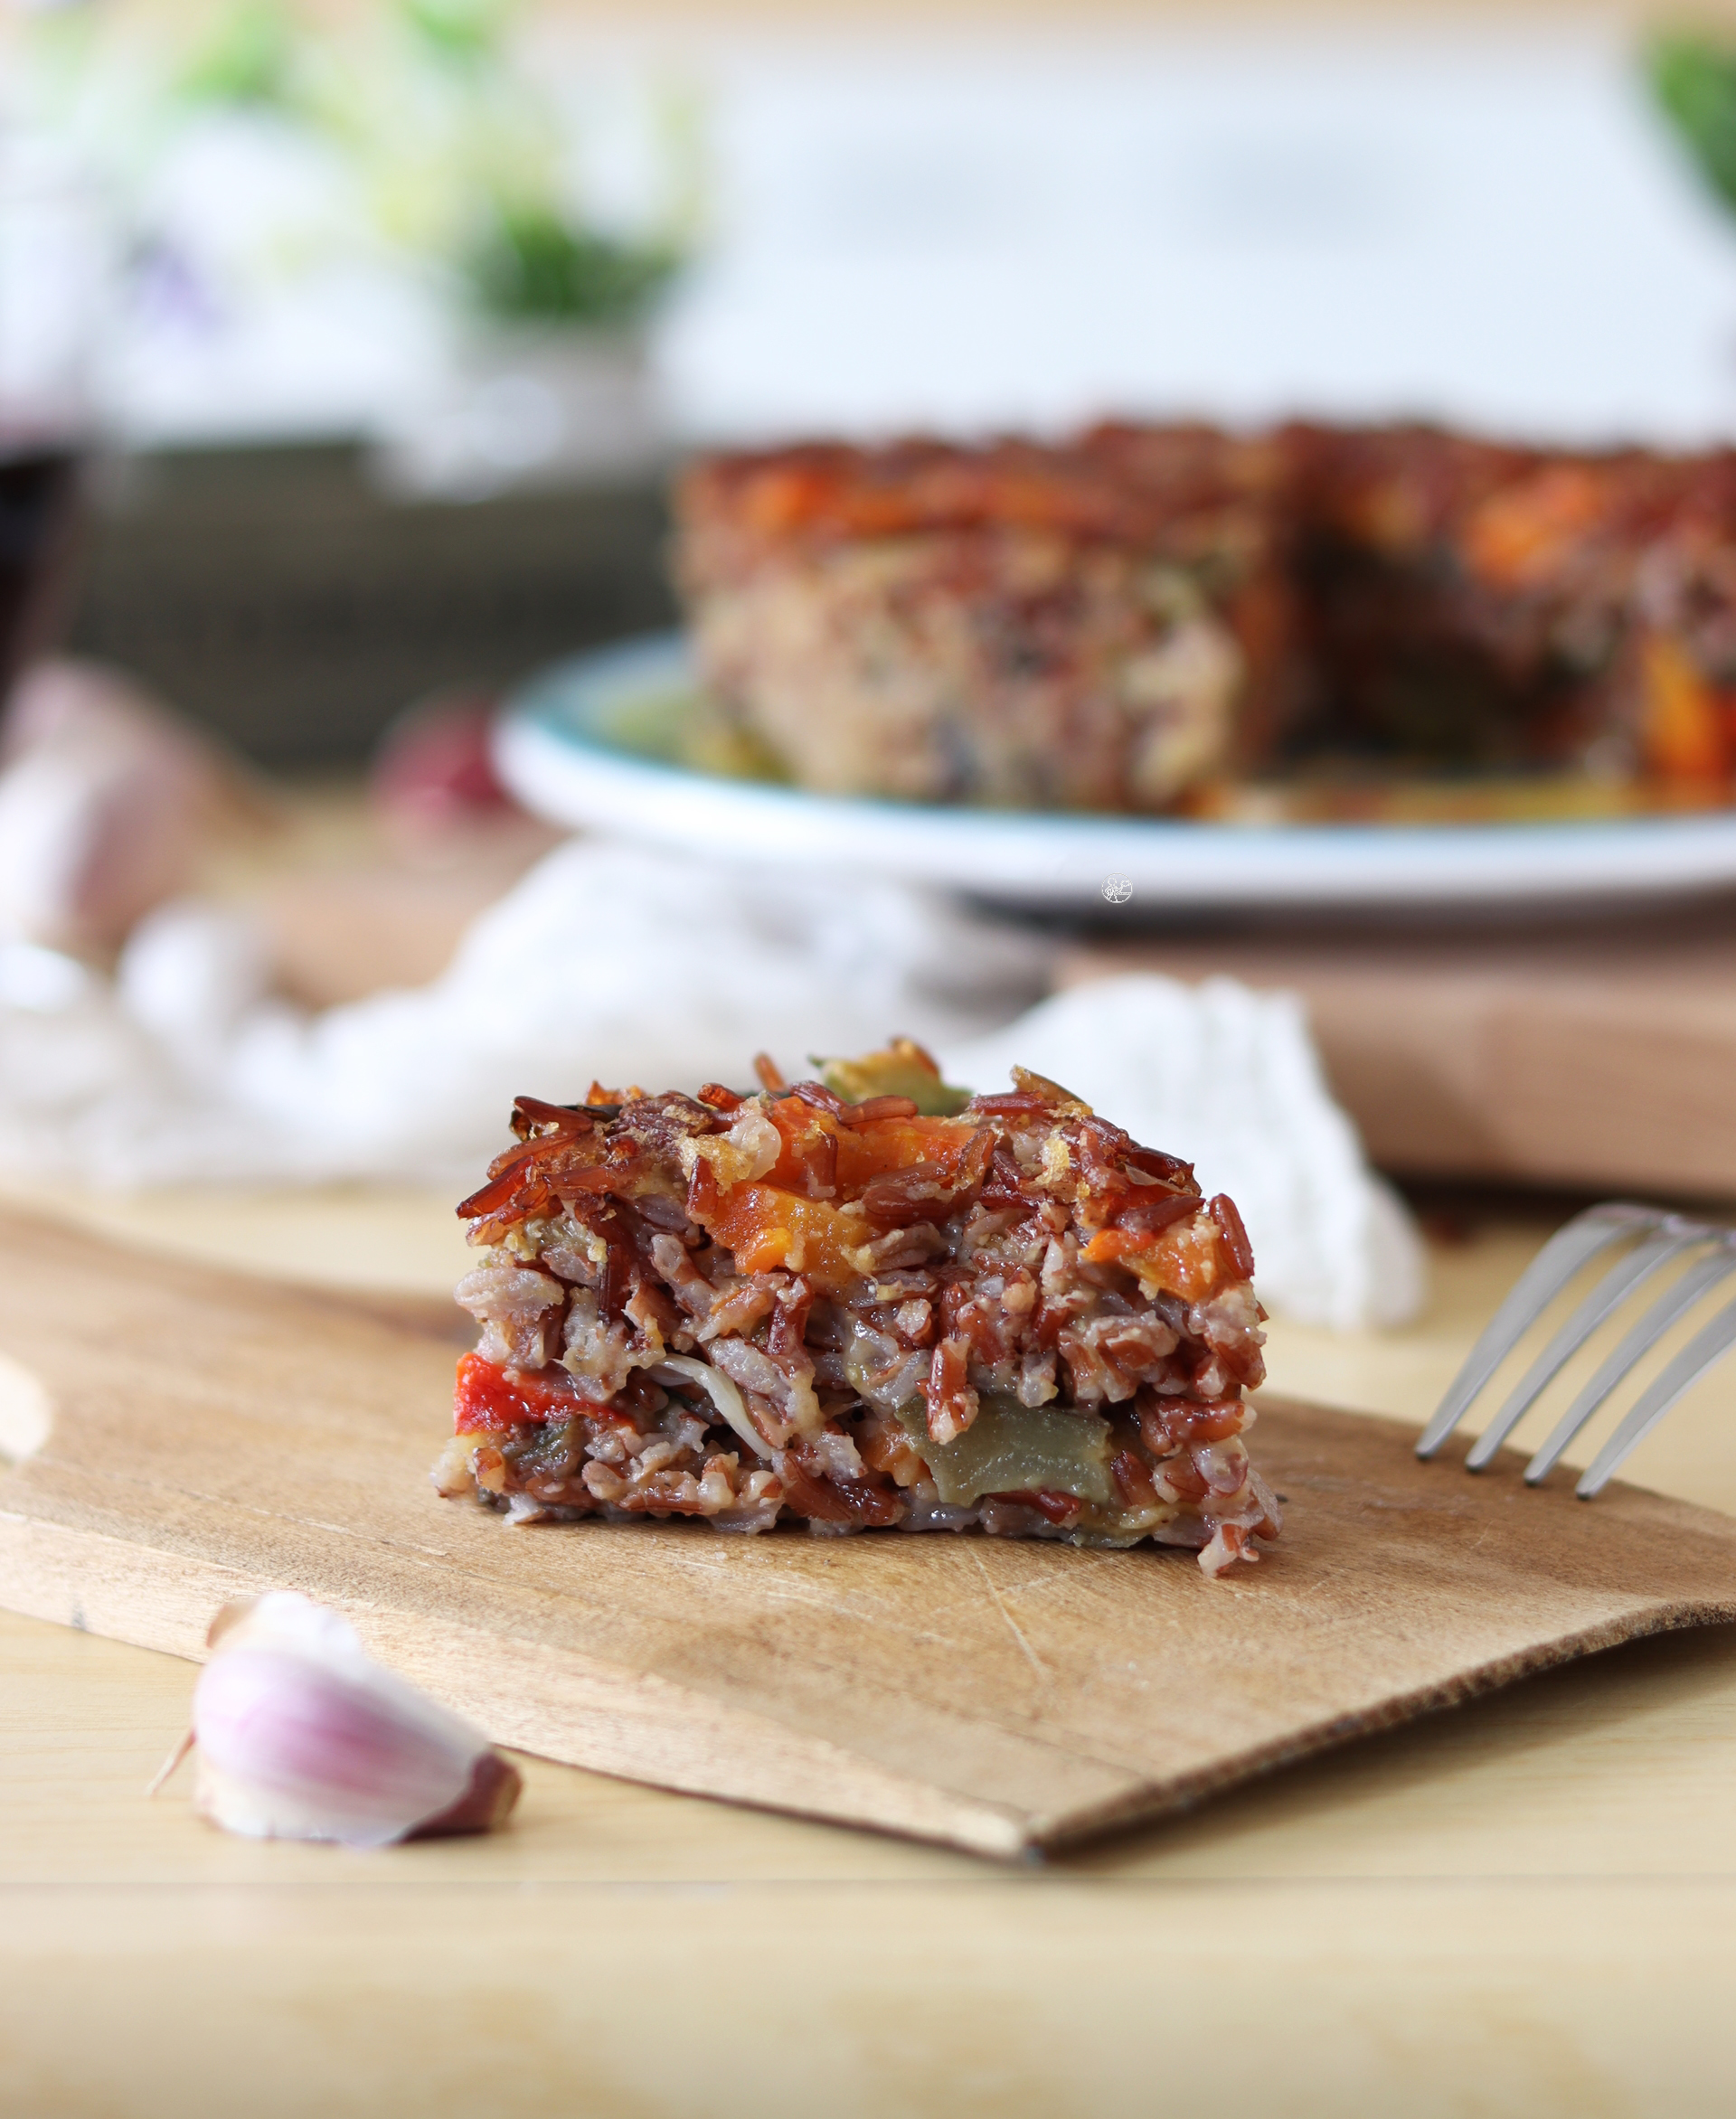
top-left (814, 1039), bottom-right (973, 1117)
top-left (893, 1393), bottom-right (1115, 1506)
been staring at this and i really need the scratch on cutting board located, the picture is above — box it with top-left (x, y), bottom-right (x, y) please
top-left (967, 1545), bottom-right (1048, 1683)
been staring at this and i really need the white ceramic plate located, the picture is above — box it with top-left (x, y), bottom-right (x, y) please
top-left (494, 635), bottom-right (1736, 914)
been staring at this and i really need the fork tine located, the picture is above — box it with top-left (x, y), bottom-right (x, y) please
top-left (1576, 1291), bottom-right (1736, 1497)
top-left (1524, 1244), bottom-right (1736, 1484)
top-left (1415, 1203), bottom-right (1656, 1460)
top-left (1463, 1229), bottom-right (1698, 1470)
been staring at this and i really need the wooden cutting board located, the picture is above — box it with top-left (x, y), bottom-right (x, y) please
top-left (4, 1207), bottom-right (1736, 1860)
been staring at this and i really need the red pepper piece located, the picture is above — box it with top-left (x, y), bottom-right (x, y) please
top-left (453, 1351), bottom-right (583, 1432)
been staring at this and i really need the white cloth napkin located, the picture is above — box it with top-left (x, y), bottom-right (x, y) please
top-left (0, 836), bottom-right (1422, 1327)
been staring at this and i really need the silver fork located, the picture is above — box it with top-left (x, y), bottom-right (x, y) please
top-left (1416, 1202), bottom-right (1736, 1496)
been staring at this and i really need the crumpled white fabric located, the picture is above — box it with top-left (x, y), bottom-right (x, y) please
top-left (0, 839), bottom-right (1045, 1188)
top-left (0, 836), bottom-right (1423, 1328)
top-left (944, 976), bottom-right (1426, 1331)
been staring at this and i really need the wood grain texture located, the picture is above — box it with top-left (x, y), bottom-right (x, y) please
top-left (4, 1206), bottom-right (1736, 1859)
top-left (1062, 909), bottom-right (1736, 1195)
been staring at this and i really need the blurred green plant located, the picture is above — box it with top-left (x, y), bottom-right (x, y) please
top-left (467, 209), bottom-right (681, 325)
top-left (1649, 32), bottom-right (1736, 212)
top-left (179, 0), bottom-right (305, 111)
top-left (401, 0), bottom-right (515, 66)
top-left (167, 0), bottom-right (697, 327)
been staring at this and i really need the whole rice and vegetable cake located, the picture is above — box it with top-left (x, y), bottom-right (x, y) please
top-left (675, 420), bottom-right (1736, 814)
top-left (433, 1042), bottom-right (1281, 1577)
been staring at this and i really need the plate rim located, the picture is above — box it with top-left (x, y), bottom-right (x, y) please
top-left (495, 632), bottom-right (1736, 909)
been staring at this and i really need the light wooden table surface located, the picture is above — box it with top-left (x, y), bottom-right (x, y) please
top-left (5, 1182), bottom-right (1736, 2117)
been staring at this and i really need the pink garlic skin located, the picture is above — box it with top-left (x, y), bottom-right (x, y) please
top-left (187, 1593), bottom-right (520, 1848)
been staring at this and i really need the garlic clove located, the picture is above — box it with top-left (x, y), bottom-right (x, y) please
top-left (0, 659), bottom-right (251, 956)
top-left (171, 1591), bottom-right (521, 1849)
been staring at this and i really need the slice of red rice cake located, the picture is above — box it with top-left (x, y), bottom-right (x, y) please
top-left (432, 1041), bottom-right (1280, 1577)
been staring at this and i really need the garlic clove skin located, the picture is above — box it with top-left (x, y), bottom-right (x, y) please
top-left (186, 1592), bottom-right (521, 1849)
top-left (415, 1751), bottom-right (525, 1838)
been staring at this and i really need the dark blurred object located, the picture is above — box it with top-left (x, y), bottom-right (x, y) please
top-left (0, 447), bottom-right (81, 696)
top-left (371, 691), bottom-right (513, 828)
top-left (1650, 33), bottom-right (1736, 212)
top-left (0, 137), bottom-right (102, 694)
top-left (64, 444), bottom-right (675, 768)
